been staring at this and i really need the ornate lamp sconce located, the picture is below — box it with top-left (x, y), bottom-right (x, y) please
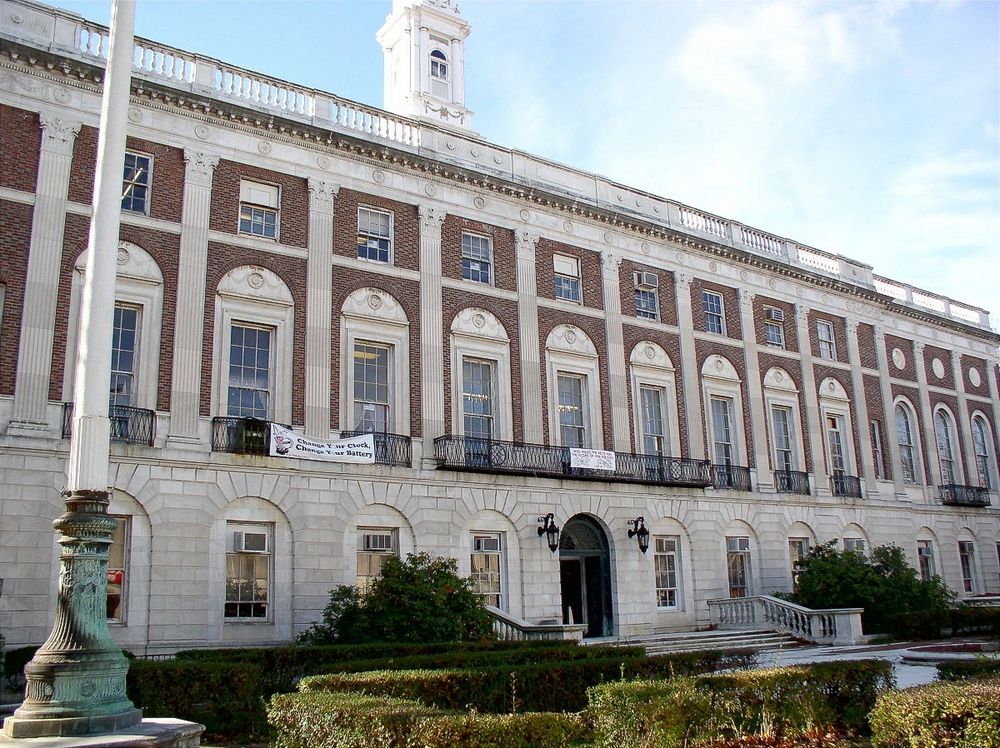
top-left (537, 513), bottom-right (560, 553)
top-left (627, 516), bottom-right (650, 553)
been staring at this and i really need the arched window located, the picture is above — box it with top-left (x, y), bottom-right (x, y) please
top-left (972, 414), bottom-right (996, 489)
top-left (894, 401), bottom-right (919, 484)
top-left (629, 342), bottom-right (680, 458)
top-left (934, 408), bottom-right (959, 484)
top-left (430, 49), bottom-right (448, 79)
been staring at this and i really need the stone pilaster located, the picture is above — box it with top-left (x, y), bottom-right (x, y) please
top-left (846, 319), bottom-right (876, 494)
top-left (738, 289), bottom-right (772, 490)
top-left (951, 349), bottom-right (977, 485)
top-left (674, 273), bottom-right (704, 459)
top-left (6, 113), bottom-right (80, 436)
top-left (987, 358), bottom-right (1000, 489)
top-left (515, 231), bottom-right (543, 443)
top-left (304, 179), bottom-right (338, 438)
top-left (418, 205), bottom-right (446, 467)
top-left (873, 326), bottom-right (908, 498)
top-left (166, 150), bottom-right (219, 446)
top-left (795, 304), bottom-right (828, 494)
top-left (601, 252), bottom-right (630, 451)
top-left (914, 341), bottom-right (942, 490)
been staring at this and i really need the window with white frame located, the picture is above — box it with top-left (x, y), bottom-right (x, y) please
top-left (462, 358), bottom-right (495, 440)
top-left (110, 304), bottom-right (140, 407)
top-left (238, 180), bottom-right (279, 239)
top-left (826, 414), bottom-right (848, 475)
top-left (107, 515), bottom-right (129, 622)
top-left (711, 397), bottom-right (736, 466)
top-left (461, 233), bottom-right (492, 284)
top-left (227, 324), bottom-right (273, 420)
top-left (357, 528), bottom-right (397, 594)
top-left (639, 385), bottom-right (667, 456)
top-left (958, 540), bottom-right (977, 593)
top-left (353, 342), bottom-right (391, 432)
top-left (870, 420), bottom-right (886, 480)
top-left (726, 536), bottom-right (752, 598)
top-left (634, 271), bottom-right (659, 320)
top-left (972, 415), bottom-right (995, 489)
top-left (553, 254), bottom-right (581, 303)
top-left (771, 405), bottom-right (795, 472)
top-left (917, 539), bottom-right (935, 582)
top-left (653, 536), bottom-right (680, 609)
top-left (934, 409), bottom-right (958, 484)
top-left (429, 48), bottom-right (449, 98)
top-left (895, 402), bottom-right (919, 484)
top-left (470, 533), bottom-right (503, 608)
top-left (557, 373), bottom-right (588, 448)
top-left (844, 537), bottom-right (866, 554)
top-left (631, 343), bottom-right (680, 460)
top-left (121, 151), bottom-right (151, 214)
top-left (357, 207), bottom-right (392, 263)
top-left (817, 320), bottom-right (837, 360)
top-left (788, 537), bottom-right (809, 591)
top-left (764, 307), bottom-right (785, 347)
top-left (703, 290), bottom-right (725, 334)
top-left (225, 522), bottom-right (271, 619)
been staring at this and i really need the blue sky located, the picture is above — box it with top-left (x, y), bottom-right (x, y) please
top-left (53, 0), bottom-right (1000, 324)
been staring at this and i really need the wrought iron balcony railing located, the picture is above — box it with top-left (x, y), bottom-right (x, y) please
top-left (831, 472), bottom-right (863, 498)
top-left (774, 469), bottom-right (811, 495)
top-left (62, 402), bottom-right (155, 447)
top-left (711, 463), bottom-right (752, 491)
top-left (940, 484), bottom-right (991, 508)
top-left (339, 431), bottom-right (412, 468)
top-left (211, 416), bottom-right (270, 455)
top-left (433, 435), bottom-right (712, 488)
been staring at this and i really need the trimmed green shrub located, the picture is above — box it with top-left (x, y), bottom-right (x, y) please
top-left (950, 604), bottom-right (1000, 636)
top-left (936, 656), bottom-right (1000, 681)
top-left (2, 645), bottom-right (38, 690)
top-left (586, 659), bottom-right (893, 747)
top-left (869, 675), bottom-right (1000, 747)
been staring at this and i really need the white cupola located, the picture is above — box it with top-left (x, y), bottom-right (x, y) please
top-left (377, 0), bottom-right (474, 132)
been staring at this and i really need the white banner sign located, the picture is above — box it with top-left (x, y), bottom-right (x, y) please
top-left (569, 448), bottom-right (616, 472)
top-left (269, 424), bottom-right (375, 464)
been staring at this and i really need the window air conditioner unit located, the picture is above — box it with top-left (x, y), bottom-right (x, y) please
top-left (234, 531), bottom-right (268, 554)
top-left (363, 533), bottom-right (394, 552)
top-left (634, 271), bottom-right (658, 289)
top-left (766, 307), bottom-right (785, 322)
top-left (474, 535), bottom-right (501, 552)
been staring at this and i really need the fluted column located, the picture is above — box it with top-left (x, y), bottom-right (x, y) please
top-left (914, 341), bottom-right (942, 490)
top-left (601, 252), bottom-right (630, 451)
top-left (304, 179), bottom-right (338, 438)
top-left (951, 349), bottom-right (977, 485)
top-left (738, 289), bottom-right (772, 490)
top-left (166, 150), bottom-right (219, 445)
top-left (987, 358), bottom-right (1000, 488)
top-left (873, 326), bottom-right (908, 498)
top-left (515, 231), bottom-right (543, 443)
top-left (675, 273), bottom-right (704, 459)
top-left (795, 304), bottom-right (828, 494)
top-left (6, 113), bottom-right (81, 436)
top-left (846, 319), bottom-right (876, 494)
top-left (418, 205), bottom-right (446, 467)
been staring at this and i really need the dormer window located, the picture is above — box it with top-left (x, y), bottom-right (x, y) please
top-left (430, 49), bottom-right (449, 98)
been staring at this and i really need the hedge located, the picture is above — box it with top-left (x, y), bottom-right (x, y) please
top-left (268, 691), bottom-right (589, 748)
top-left (936, 657), bottom-right (1000, 681)
top-left (949, 605), bottom-right (1000, 636)
top-left (585, 659), bottom-right (894, 747)
top-left (869, 675), bottom-right (1000, 747)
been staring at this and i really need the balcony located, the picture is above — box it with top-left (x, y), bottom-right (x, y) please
top-left (340, 431), bottom-right (412, 468)
top-left (62, 402), bottom-right (155, 447)
top-left (940, 484), bottom-right (991, 508)
top-left (433, 436), bottom-right (712, 488)
top-left (831, 472), bottom-right (863, 498)
top-left (774, 469), bottom-right (810, 495)
top-left (711, 464), bottom-right (752, 491)
top-left (211, 416), bottom-right (270, 455)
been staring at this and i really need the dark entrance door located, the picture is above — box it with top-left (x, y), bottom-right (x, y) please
top-left (559, 515), bottom-right (613, 638)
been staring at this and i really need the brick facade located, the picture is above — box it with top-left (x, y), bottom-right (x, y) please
top-left (209, 160), bottom-right (309, 249)
top-left (690, 279), bottom-right (741, 339)
top-left (333, 188), bottom-right (420, 272)
top-left (0, 105), bottom-right (40, 192)
top-left (0, 201), bottom-right (32, 397)
top-left (441, 215), bottom-right (516, 291)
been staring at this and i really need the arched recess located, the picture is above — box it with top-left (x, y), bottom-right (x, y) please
top-left (956, 526), bottom-right (981, 596)
top-left (212, 266), bottom-right (294, 424)
top-left (763, 367), bottom-right (805, 473)
top-left (702, 355), bottom-right (748, 468)
top-left (456, 509), bottom-right (523, 617)
top-left (545, 325), bottom-right (603, 449)
top-left (647, 515), bottom-right (693, 613)
top-left (450, 308), bottom-right (513, 441)
top-left (339, 287), bottom-right (410, 434)
top-left (559, 513), bottom-right (614, 638)
top-left (207, 495), bottom-right (293, 644)
top-left (785, 520), bottom-right (817, 591)
top-left (346, 503), bottom-right (416, 594)
top-left (971, 411), bottom-right (998, 490)
top-left (915, 526), bottom-right (940, 582)
top-left (818, 376), bottom-right (857, 477)
top-left (722, 519), bottom-right (759, 598)
top-left (933, 404), bottom-right (962, 485)
top-left (106, 489), bottom-right (152, 646)
top-left (629, 341), bottom-right (680, 457)
top-left (64, 242), bottom-right (164, 410)
top-left (841, 522), bottom-right (869, 554)
top-left (893, 396), bottom-right (923, 485)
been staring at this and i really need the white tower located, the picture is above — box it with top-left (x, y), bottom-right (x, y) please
top-left (377, 0), bottom-right (474, 132)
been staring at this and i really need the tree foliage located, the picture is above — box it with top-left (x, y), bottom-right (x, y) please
top-left (297, 552), bottom-right (494, 645)
top-left (791, 542), bottom-right (955, 638)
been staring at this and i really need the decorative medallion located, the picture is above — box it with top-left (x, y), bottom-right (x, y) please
top-left (768, 279), bottom-right (776, 290)
top-left (520, 209), bottom-right (531, 222)
top-left (80, 680), bottom-right (96, 698)
top-left (317, 155), bottom-right (331, 169)
top-left (969, 367), bottom-right (982, 388)
top-left (471, 147), bottom-right (480, 157)
top-left (822, 293), bottom-right (829, 303)
top-left (493, 155), bottom-right (503, 164)
top-left (775, 371), bottom-right (784, 383)
top-left (446, 140), bottom-right (455, 150)
top-left (709, 262), bottom-right (718, 272)
top-left (603, 231), bottom-right (614, 244)
top-left (367, 293), bottom-right (382, 310)
top-left (473, 196), bottom-right (486, 210)
top-left (473, 313), bottom-right (486, 328)
top-left (126, 105), bottom-right (142, 122)
top-left (645, 346), bottom-right (656, 359)
top-left (116, 247), bottom-right (129, 265)
top-left (424, 183), bottom-right (437, 197)
top-left (641, 242), bottom-right (651, 255)
top-left (372, 169), bottom-right (385, 184)
top-left (653, 204), bottom-right (661, 213)
top-left (247, 272), bottom-right (265, 289)
top-left (828, 381), bottom-right (837, 392)
top-left (635, 199), bottom-right (642, 208)
top-left (931, 358), bottom-right (945, 379)
top-left (257, 140), bottom-right (272, 155)
top-left (714, 359), bottom-right (724, 372)
top-left (891, 347), bottom-right (905, 370)
top-left (194, 123), bottom-right (210, 140)
top-left (565, 329), bottom-right (577, 344)
top-left (675, 252), bottom-right (685, 264)
top-left (53, 87), bottom-right (71, 104)
top-left (563, 220), bottom-right (574, 233)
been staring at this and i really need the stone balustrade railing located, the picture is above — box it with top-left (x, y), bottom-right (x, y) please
top-left (3, 0), bottom-right (991, 332)
top-left (486, 606), bottom-right (587, 642)
top-left (707, 595), bottom-right (864, 645)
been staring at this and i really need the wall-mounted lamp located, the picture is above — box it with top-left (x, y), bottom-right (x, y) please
top-left (627, 516), bottom-right (650, 554)
top-left (537, 513), bottom-right (560, 553)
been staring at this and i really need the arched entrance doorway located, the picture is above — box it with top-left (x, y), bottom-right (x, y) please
top-left (559, 514), bottom-right (613, 638)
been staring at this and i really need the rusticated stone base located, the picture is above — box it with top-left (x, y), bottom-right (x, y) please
top-left (0, 718), bottom-right (203, 746)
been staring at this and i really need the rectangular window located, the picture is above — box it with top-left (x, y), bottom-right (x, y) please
top-left (639, 385), bottom-right (667, 456)
top-left (726, 536), bottom-right (751, 598)
top-left (107, 516), bottom-right (129, 622)
top-left (788, 537), bottom-right (809, 591)
top-left (462, 359), bottom-right (494, 440)
top-left (764, 321), bottom-right (784, 347)
top-left (654, 536), bottom-right (680, 609)
top-left (958, 541), bottom-right (976, 593)
top-left (870, 421), bottom-right (886, 480)
top-left (238, 180), bottom-right (279, 239)
top-left (703, 291), bottom-right (725, 334)
top-left (356, 207), bottom-right (392, 263)
top-left (353, 342), bottom-right (391, 432)
top-left (357, 528), bottom-right (397, 594)
top-left (121, 151), bottom-right (151, 213)
top-left (844, 538), bottom-right (866, 554)
top-left (227, 324), bottom-right (272, 420)
top-left (917, 540), bottom-right (935, 582)
top-left (461, 233), bottom-right (492, 284)
top-left (817, 320), bottom-right (836, 360)
top-left (557, 374), bottom-right (587, 448)
top-left (470, 533), bottom-right (503, 608)
top-left (711, 397), bottom-right (735, 466)
top-left (553, 254), bottom-right (582, 302)
top-left (771, 406), bottom-right (794, 472)
top-left (110, 304), bottom-right (140, 407)
top-left (225, 523), bottom-right (271, 619)
top-left (826, 414), bottom-right (847, 474)
top-left (634, 288), bottom-right (659, 320)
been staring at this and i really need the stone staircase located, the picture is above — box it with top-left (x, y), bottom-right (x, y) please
top-left (589, 628), bottom-right (805, 656)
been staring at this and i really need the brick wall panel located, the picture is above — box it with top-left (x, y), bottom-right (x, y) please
top-left (0, 105), bottom-right (41, 192)
top-left (619, 261), bottom-right (676, 326)
top-left (620, 325), bottom-right (685, 456)
top-left (758, 351), bottom-right (810, 472)
top-left (960, 355), bottom-right (990, 398)
top-left (813, 366), bottom-right (862, 476)
top-left (807, 311), bottom-right (847, 363)
top-left (0, 201), bottom-right (32, 396)
top-left (333, 189), bottom-right (419, 272)
top-left (441, 216), bottom-right (515, 292)
top-left (884, 335), bottom-right (916, 382)
top-left (891, 383), bottom-right (931, 484)
top-left (863, 373), bottom-right (890, 480)
top-left (696, 341), bottom-right (753, 466)
top-left (752, 295), bottom-right (798, 352)
top-left (536, 238), bottom-right (603, 311)
top-left (929, 392), bottom-right (968, 481)
top-left (209, 160), bottom-right (308, 249)
top-left (923, 345), bottom-right (956, 390)
top-left (857, 323), bottom-right (877, 369)
top-left (690, 279), bottom-right (741, 340)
